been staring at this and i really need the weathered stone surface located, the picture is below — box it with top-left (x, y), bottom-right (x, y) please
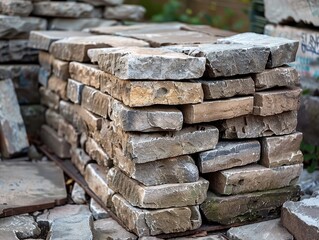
top-left (39, 87), bottom-right (59, 110)
top-left (165, 44), bottom-right (269, 77)
top-left (81, 86), bottom-right (110, 118)
top-left (59, 100), bottom-right (86, 132)
top-left (48, 18), bottom-right (117, 31)
top-left (199, 76), bottom-right (255, 100)
top-left (0, 0), bottom-right (33, 16)
top-left (90, 198), bottom-right (109, 220)
top-left (50, 35), bottom-right (149, 62)
top-left (218, 33), bottom-right (299, 68)
top-left (78, 107), bottom-right (102, 132)
top-left (32, 1), bottom-right (100, 18)
top-left (252, 66), bottom-right (300, 91)
top-left (0, 40), bottom-right (38, 63)
top-left (253, 88), bottom-right (301, 116)
top-left (85, 163), bottom-right (113, 208)
top-left (47, 76), bottom-right (67, 100)
top-left (0, 79), bottom-right (29, 158)
top-left (208, 164), bottom-right (302, 195)
top-left (67, 79), bottom-right (84, 104)
top-left (38, 67), bottom-right (50, 87)
top-left (200, 186), bottom-right (300, 224)
top-left (0, 231), bottom-right (18, 240)
top-left (103, 4), bottom-right (145, 21)
top-left (0, 15), bottom-right (47, 39)
top-left (28, 30), bottom-right (93, 51)
top-left (93, 47), bottom-right (206, 80)
top-left (69, 62), bottom-right (101, 89)
top-left (282, 197), bottom-right (319, 240)
top-left (93, 218), bottom-right (137, 240)
top-left (39, 51), bottom-right (53, 72)
top-left (71, 183), bottom-right (87, 204)
top-left (112, 194), bottom-right (201, 236)
top-left (173, 235), bottom-right (227, 240)
top-left (71, 148), bottom-right (91, 175)
top-left (20, 105), bottom-right (45, 138)
top-left (57, 118), bottom-right (79, 149)
top-left (81, 0), bottom-right (123, 6)
top-left (298, 170), bottom-right (319, 198)
top-left (260, 132), bottom-right (303, 168)
top-left (45, 109), bottom-right (63, 131)
top-left (110, 98), bottom-right (183, 132)
top-left (220, 111), bottom-right (298, 139)
top-left (108, 167), bottom-right (208, 209)
top-left (115, 155), bottom-right (199, 186)
top-left (52, 58), bottom-right (69, 80)
top-left (182, 96), bottom-right (254, 124)
top-left (41, 125), bottom-right (70, 158)
top-left (0, 214), bottom-right (40, 239)
top-left (227, 219), bottom-right (293, 240)
top-left (198, 140), bottom-right (260, 173)
top-left (85, 137), bottom-right (112, 167)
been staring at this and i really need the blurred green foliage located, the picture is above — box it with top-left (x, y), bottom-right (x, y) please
top-left (301, 141), bottom-right (319, 173)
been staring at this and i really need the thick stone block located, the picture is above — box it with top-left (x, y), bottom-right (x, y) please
top-left (92, 47), bottom-right (206, 80)
top-left (182, 96), bottom-right (254, 124)
top-left (253, 88), bottom-right (301, 116)
top-left (45, 109), bottom-right (63, 131)
top-left (71, 148), bottom-right (91, 175)
top-left (220, 111), bottom-right (297, 139)
top-left (59, 101), bottom-right (86, 131)
top-left (78, 107), bottom-right (102, 132)
top-left (39, 51), bottom-right (53, 72)
top-left (208, 164), bottom-right (303, 195)
top-left (69, 62), bottom-right (101, 89)
top-left (0, 0), bottom-right (33, 16)
top-left (107, 167), bottom-right (209, 209)
top-left (0, 40), bottom-right (38, 63)
top-left (47, 75), bottom-right (67, 100)
top-left (48, 18), bottom-right (117, 31)
top-left (218, 33), bottom-right (299, 68)
top-left (67, 79), bottom-right (84, 104)
top-left (85, 137), bottom-right (112, 167)
top-left (57, 118), bottom-right (79, 149)
top-left (103, 4), bottom-right (145, 21)
top-left (82, 0), bottom-right (123, 6)
top-left (198, 140), bottom-right (260, 173)
top-left (200, 186), bottom-right (300, 224)
top-left (52, 58), bottom-right (69, 80)
top-left (39, 87), bottom-right (59, 110)
top-left (260, 132), bottom-right (303, 168)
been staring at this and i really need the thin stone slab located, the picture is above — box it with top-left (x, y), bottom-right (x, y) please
top-left (0, 79), bottom-right (29, 158)
top-left (198, 140), bottom-right (260, 173)
top-left (260, 132), bottom-right (303, 168)
top-left (218, 33), bottom-right (299, 68)
top-left (199, 76), bottom-right (255, 100)
top-left (107, 167), bottom-right (208, 209)
top-left (71, 148), bottom-right (91, 175)
top-left (69, 62), bottom-right (101, 89)
top-left (52, 58), bottom-right (69, 80)
top-left (282, 197), bottom-right (319, 240)
top-left (57, 118), bottom-right (79, 149)
top-left (78, 107), bottom-right (102, 132)
top-left (0, 161), bottom-right (67, 217)
top-left (39, 87), bottom-right (59, 110)
top-left (208, 164), bottom-right (303, 195)
top-left (45, 109), bottom-right (63, 131)
top-left (112, 194), bottom-right (201, 236)
top-left (0, 0), bottom-right (33, 16)
top-left (47, 75), bottom-right (67, 100)
top-left (227, 219), bottom-right (293, 240)
top-left (93, 218), bottom-right (137, 240)
top-left (67, 79), bottom-right (84, 104)
top-left (92, 47), bottom-right (206, 80)
top-left (252, 66), bottom-right (300, 91)
top-left (182, 96), bottom-right (254, 124)
top-left (0, 40), bottom-right (38, 63)
top-left (48, 18), bottom-right (118, 31)
top-left (200, 186), bottom-right (300, 224)
top-left (253, 88), bottom-right (301, 116)
top-left (90, 199), bottom-right (109, 220)
top-left (85, 137), bottom-right (112, 167)
top-left (103, 4), bottom-right (145, 21)
top-left (164, 44), bottom-right (269, 77)
top-left (220, 111), bottom-right (298, 139)
top-left (50, 35), bottom-right (149, 62)
top-left (58, 100), bottom-right (86, 132)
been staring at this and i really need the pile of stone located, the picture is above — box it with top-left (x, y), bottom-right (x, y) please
top-left (30, 25), bottom-right (304, 237)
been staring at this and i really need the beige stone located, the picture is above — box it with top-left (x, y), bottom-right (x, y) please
top-left (260, 132), bottom-right (303, 167)
top-left (78, 107), bottom-right (102, 132)
top-left (52, 58), bottom-right (69, 80)
top-left (69, 62), bottom-right (101, 89)
top-left (182, 97), bottom-right (254, 124)
top-left (208, 163), bottom-right (303, 195)
top-left (67, 79), bottom-right (84, 104)
top-left (71, 148), bottom-right (91, 175)
top-left (47, 75), bottom-right (67, 100)
top-left (253, 88), bottom-right (301, 116)
top-left (58, 101), bottom-right (86, 132)
top-left (81, 86), bottom-right (110, 118)
top-left (39, 87), bottom-right (59, 110)
top-left (39, 51), bottom-right (54, 72)
top-left (45, 109), bottom-right (63, 131)
top-left (57, 118), bottom-right (79, 149)
top-left (85, 137), bottom-right (112, 167)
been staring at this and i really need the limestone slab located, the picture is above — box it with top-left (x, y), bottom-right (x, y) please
top-left (200, 186), bottom-right (300, 224)
top-left (71, 148), bottom-right (91, 175)
top-left (39, 87), bottom-right (59, 110)
top-left (47, 75), bottom-right (67, 100)
top-left (198, 140), bottom-right (260, 173)
top-left (218, 33), bottom-right (299, 68)
top-left (85, 137), bottom-right (112, 167)
top-left (52, 58), bottom-right (69, 80)
top-left (0, 39), bottom-right (38, 63)
top-left (81, 86), bottom-right (110, 118)
top-left (69, 62), bottom-right (101, 89)
top-left (93, 47), bottom-right (206, 80)
top-left (0, 0), bottom-right (33, 16)
top-left (67, 79), bottom-right (84, 104)
top-left (220, 111), bottom-right (298, 139)
top-left (103, 4), bottom-right (145, 21)
top-left (48, 18), bottom-right (118, 31)
top-left (90, 199), bottom-right (109, 220)
top-left (182, 96), bottom-right (254, 124)
top-left (253, 88), bottom-right (301, 116)
top-left (260, 132), bottom-right (303, 168)
top-left (208, 164), bottom-right (302, 195)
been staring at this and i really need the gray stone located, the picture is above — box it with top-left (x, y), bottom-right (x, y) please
top-left (218, 32), bottom-right (299, 68)
top-left (58, 117), bottom-right (79, 148)
top-left (208, 164), bottom-right (302, 195)
top-left (0, 231), bottom-right (18, 240)
top-left (298, 170), bottom-right (319, 196)
top-left (282, 197), bottom-right (319, 240)
top-left (0, 79), bottom-right (29, 158)
top-left (81, 86), bottom-right (110, 118)
top-left (198, 140), bottom-right (260, 173)
top-left (39, 51), bottom-right (53, 72)
top-left (85, 137), bottom-right (112, 167)
top-left (81, 0), bottom-right (123, 6)
top-left (38, 67), bottom-right (50, 86)
top-left (71, 183), bottom-right (87, 204)
top-left (93, 47), bottom-right (206, 80)
top-left (48, 18), bottom-right (118, 31)
top-left (89, 198), bottom-right (109, 220)
top-left (260, 132), bottom-right (303, 168)
top-left (107, 167), bottom-right (209, 209)
top-left (52, 58), bottom-right (69, 81)
top-left (67, 79), bottom-right (84, 104)
top-left (103, 4), bottom-right (145, 21)
top-left (59, 100), bottom-right (86, 132)
top-left (78, 107), bottom-right (102, 132)
top-left (199, 76), bottom-right (255, 100)
top-left (45, 109), bottom-right (63, 131)
top-left (0, 40), bottom-right (38, 63)
top-left (47, 75), bottom-right (67, 100)
top-left (220, 111), bottom-right (298, 139)
top-left (0, 0), bottom-right (33, 16)
top-left (252, 66), bottom-right (300, 91)
top-left (227, 219), bottom-right (293, 240)
top-left (173, 235), bottom-right (227, 240)
top-left (20, 105), bottom-right (45, 138)
top-left (71, 148), bottom-right (91, 175)
top-left (39, 86), bottom-right (60, 110)
top-left (69, 62), bottom-right (101, 89)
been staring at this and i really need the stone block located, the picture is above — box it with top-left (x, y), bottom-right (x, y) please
top-left (103, 4), bottom-right (145, 21)
top-left (78, 107), bottom-right (102, 132)
top-left (67, 79), bottom-right (84, 104)
top-left (20, 104), bottom-right (45, 138)
top-left (260, 132), bottom-right (303, 168)
top-left (182, 96), bottom-right (254, 124)
top-left (69, 62), bottom-right (101, 89)
top-left (107, 167), bottom-right (209, 209)
top-left (45, 109), bottom-right (63, 131)
top-left (253, 88), bottom-right (301, 116)
top-left (71, 182), bottom-right (86, 204)
top-left (198, 140), bottom-right (260, 173)
top-left (200, 186), bottom-right (300, 224)
top-left (0, 79), bottom-right (29, 158)
top-left (52, 58), bottom-right (69, 80)
top-left (71, 148), bottom-right (91, 175)
top-left (59, 101), bottom-right (86, 131)
top-left (218, 32), bottom-right (299, 68)
top-left (85, 137), bottom-right (112, 167)
top-left (57, 118), bottom-right (79, 149)
top-left (48, 18), bottom-right (118, 31)
top-left (39, 86), bottom-right (59, 110)
top-left (0, 39), bottom-right (38, 63)
top-left (47, 75), bottom-right (67, 100)
top-left (0, 0), bottom-right (33, 16)
top-left (92, 47), bottom-right (206, 80)
top-left (38, 67), bottom-right (50, 87)
top-left (208, 164), bottom-right (303, 195)
top-left (38, 51), bottom-right (53, 72)
top-left (90, 198), bottom-right (109, 220)
top-left (220, 111), bottom-right (297, 139)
